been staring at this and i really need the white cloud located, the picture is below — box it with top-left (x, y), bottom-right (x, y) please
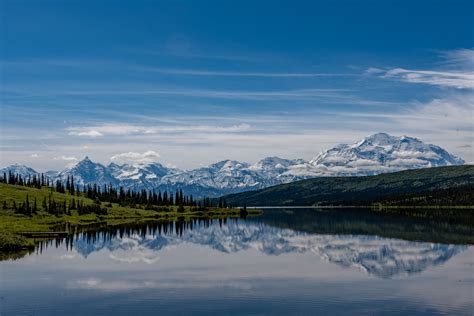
top-left (53, 155), bottom-right (78, 161)
top-left (383, 68), bottom-right (474, 89)
top-left (400, 95), bottom-right (474, 131)
top-left (141, 67), bottom-right (355, 77)
top-left (378, 49), bottom-right (474, 89)
top-left (14, 85), bottom-right (353, 101)
top-left (110, 151), bottom-right (161, 164)
top-left (365, 67), bottom-right (384, 74)
top-left (67, 123), bottom-right (252, 137)
top-left (69, 130), bottom-right (103, 137)
top-left (52, 155), bottom-right (79, 168)
top-left (30, 153), bottom-right (39, 158)
top-left (439, 48), bottom-right (474, 69)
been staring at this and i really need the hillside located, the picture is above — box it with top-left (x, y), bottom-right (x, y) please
top-left (223, 165), bottom-right (474, 207)
top-left (0, 182), bottom-right (252, 239)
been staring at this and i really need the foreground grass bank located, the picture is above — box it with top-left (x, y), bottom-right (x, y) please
top-left (0, 232), bottom-right (35, 251)
top-left (0, 183), bottom-right (261, 250)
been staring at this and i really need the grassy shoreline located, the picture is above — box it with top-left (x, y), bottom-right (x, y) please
top-left (2, 180), bottom-right (472, 251)
top-left (0, 207), bottom-right (262, 251)
top-left (0, 183), bottom-right (262, 251)
top-left (0, 232), bottom-right (35, 251)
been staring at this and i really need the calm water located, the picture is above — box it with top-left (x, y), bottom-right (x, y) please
top-left (1, 208), bottom-right (473, 315)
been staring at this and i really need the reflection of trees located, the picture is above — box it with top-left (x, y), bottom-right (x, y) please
top-left (34, 217), bottom-right (240, 255)
top-left (65, 221), bottom-right (466, 278)
top-left (253, 208), bottom-right (474, 244)
top-left (0, 249), bottom-right (32, 261)
top-left (3, 208), bottom-right (472, 266)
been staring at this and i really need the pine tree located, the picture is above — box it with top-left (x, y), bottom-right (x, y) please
top-left (33, 197), bottom-right (38, 214)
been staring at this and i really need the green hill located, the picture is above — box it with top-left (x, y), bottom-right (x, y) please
top-left (223, 165), bottom-right (474, 207)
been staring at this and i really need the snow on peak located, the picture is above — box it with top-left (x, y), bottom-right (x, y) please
top-left (309, 133), bottom-right (464, 176)
top-left (0, 164), bottom-right (39, 178)
top-left (251, 157), bottom-right (300, 170)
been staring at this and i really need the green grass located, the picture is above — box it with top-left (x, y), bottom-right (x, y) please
top-left (0, 232), bottom-right (34, 251)
top-left (0, 182), bottom-right (94, 209)
top-left (0, 183), bottom-right (262, 250)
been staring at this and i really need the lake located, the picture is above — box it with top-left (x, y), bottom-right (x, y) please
top-left (1, 208), bottom-right (473, 315)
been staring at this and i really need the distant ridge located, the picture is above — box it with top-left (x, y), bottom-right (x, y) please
top-left (223, 165), bottom-right (474, 207)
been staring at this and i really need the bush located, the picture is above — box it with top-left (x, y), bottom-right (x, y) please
top-left (0, 232), bottom-right (34, 251)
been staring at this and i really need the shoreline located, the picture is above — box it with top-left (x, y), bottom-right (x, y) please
top-left (0, 207), bottom-right (262, 251)
top-left (247, 205), bottom-right (474, 209)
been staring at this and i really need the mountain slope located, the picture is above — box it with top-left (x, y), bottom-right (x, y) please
top-left (56, 156), bottom-right (118, 187)
top-left (223, 165), bottom-right (474, 206)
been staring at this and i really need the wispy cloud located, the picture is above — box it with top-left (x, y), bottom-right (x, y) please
top-left (377, 49), bottom-right (474, 89)
top-left (67, 123), bottom-right (252, 138)
top-left (365, 67), bottom-right (384, 75)
top-left (7, 87), bottom-right (347, 101)
top-left (383, 68), bottom-right (474, 89)
top-left (4, 85), bottom-right (401, 107)
top-left (140, 67), bottom-right (356, 78)
top-left (333, 93), bottom-right (473, 129)
top-left (2, 57), bottom-right (356, 78)
top-left (438, 48), bottom-right (474, 68)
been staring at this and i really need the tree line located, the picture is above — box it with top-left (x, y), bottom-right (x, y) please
top-left (1, 172), bottom-right (230, 216)
top-left (2, 192), bottom-right (107, 217)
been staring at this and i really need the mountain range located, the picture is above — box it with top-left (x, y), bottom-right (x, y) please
top-left (0, 133), bottom-right (465, 197)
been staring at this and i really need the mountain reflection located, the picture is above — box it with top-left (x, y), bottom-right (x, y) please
top-left (35, 214), bottom-right (467, 279)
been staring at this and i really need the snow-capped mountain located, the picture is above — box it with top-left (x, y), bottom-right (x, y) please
top-left (248, 156), bottom-right (310, 184)
top-left (56, 156), bottom-right (119, 187)
top-left (108, 162), bottom-right (179, 190)
top-left (163, 160), bottom-right (262, 189)
top-left (0, 163), bottom-right (40, 178)
top-left (71, 221), bottom-right (466, 278)
top-left (1, 133), bottom-right (465, 196)
top-left (309, 133), bottom-right (465, 176)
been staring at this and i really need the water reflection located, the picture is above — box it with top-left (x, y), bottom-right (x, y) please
top-left (2, 209), bottom-right (473, 316)
top-left (30, 212), bottom-right (467, 278)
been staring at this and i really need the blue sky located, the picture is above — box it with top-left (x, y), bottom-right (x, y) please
top-left (1, 0), bottom-right (473, 170)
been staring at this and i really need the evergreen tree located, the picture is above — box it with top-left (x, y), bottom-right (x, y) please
top-left (33, 197), bottom-right (38, 214)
